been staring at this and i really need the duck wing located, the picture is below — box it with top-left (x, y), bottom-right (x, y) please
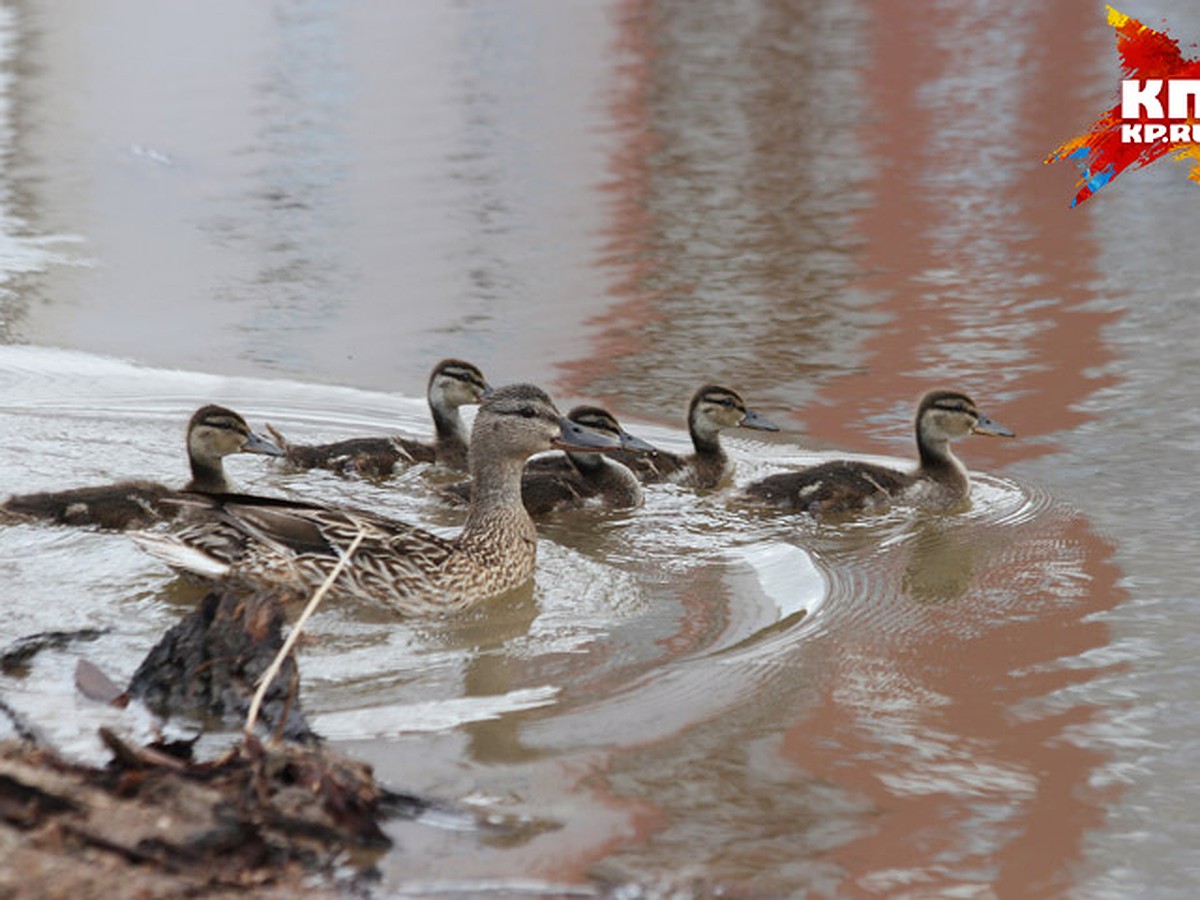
top-left (744, 460), bottom-right (913, 515)
top-left (268, 425), bottom-right (428, 478)
top-left (606, 447), bottom-right (685, 484)
top-left (138, 493), bottom-right (457, 585)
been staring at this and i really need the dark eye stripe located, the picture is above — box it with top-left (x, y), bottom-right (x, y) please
top-left (704, 392), bottom-right (739, 408)
top-left (933, 401), bottom-right (974, 415)
top-left (444, 368), bottom-right (487, 390)
top-left (201, 416), bottom-right (247, 433)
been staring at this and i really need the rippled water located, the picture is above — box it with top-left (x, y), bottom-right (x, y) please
top-left (2, 1), bottom-right (1199, 896)
top-left (0, 346), bottom-right (1110, 896)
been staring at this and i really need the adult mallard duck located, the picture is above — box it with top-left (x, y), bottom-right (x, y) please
top-left (443, 405), bottom-right (656, 516)
top-left (267, 358), bottom-right (491, 478)
top-left (742, 389), bottom-right (1014, 515)
top-left (132, 385), bottom-right (625, 615)
top-left (0, 405), bottom-right (283, 530)
top-left (610, 384), bottom-right (779, 489)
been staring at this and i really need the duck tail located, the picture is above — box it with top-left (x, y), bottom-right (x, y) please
top-left (131, 532), bottom-right (231, 580)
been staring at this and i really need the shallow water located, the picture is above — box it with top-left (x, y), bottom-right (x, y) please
top-left (2, 1), bottom-right (1199, 896)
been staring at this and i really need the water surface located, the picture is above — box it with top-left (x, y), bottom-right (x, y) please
top-left (2, 1), bottom-right (1198, 896)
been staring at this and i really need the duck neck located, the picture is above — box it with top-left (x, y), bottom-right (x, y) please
top-left (566, 450), bottom-right (603, 473)
top-left (460, 453), bottom-right (536, 550)
top-left (431, 403), bottom-right (469, 463)
top-left (916, 430), bottom-right (968, 489)
top-left (689, 422), bottom-right (727, 465)
top-left (186, 454), bottom-right (231, 493)
top-left (596, 456), bottom-right (642, 504)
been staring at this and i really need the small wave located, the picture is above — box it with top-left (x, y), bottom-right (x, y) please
top-left (314, 685), bottom-right (560, 740)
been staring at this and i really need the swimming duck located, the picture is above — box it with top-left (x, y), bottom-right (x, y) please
top-left (267, 358), bottom-right (491, 477)
top-left (742, 389), bottom-right (1014, 515)
top-left (132, 385), bottom-right (624, 615)
top-left (0, 405), bottom-right (284, 530)
top-left (443, 405), bottom-right (656, 516)
top-left (610, 384), bottom-right (779, 489)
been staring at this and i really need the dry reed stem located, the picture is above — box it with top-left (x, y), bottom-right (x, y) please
top-left (244, 527), bottom-right (367, 740)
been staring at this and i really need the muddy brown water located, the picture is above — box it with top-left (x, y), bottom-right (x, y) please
top-left (1, 1), bottom-right (1198, 896)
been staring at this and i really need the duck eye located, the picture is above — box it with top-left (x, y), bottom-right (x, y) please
top-left (517, 406), bottom-right (538, 419)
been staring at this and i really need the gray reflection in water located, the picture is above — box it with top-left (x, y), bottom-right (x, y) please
top-left (0, 9), bottom-right (89, 345)
top-left (213, 1), bottom-right (354, 370)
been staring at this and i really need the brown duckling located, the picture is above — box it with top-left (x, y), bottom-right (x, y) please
top-left (742, 389), bottom-right (1014, 516)
top-left (610, 384), bottom-right (779, 489)
top-left (0, 405), bottom-right (283, 530)
top-left (443, 405), bottom-right (656, 516)
top-left (132, 385), bottom-right (624, 615)
top-left (268, 358), bottom-right (491, 478)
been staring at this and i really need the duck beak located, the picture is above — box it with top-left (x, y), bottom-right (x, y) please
top-left (480, 383), bottom-right (495, 399)
top-left (242, 430), bottom-right (287, 457)
top-left (617, 429), bottom-right (657, 454)
top-left (554, 416), bottom-right (624, 452)
top-left (739, 409), bottom-right (780, 432)
top-left (973, 414), bottom-right (1015, 438)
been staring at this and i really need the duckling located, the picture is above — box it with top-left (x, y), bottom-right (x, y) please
top-left (443, 405), bottom-right (656, 516)
top-left (132, 385), bottom-right (624, 615)
top-left (742, 389), bottom-right (1014, 515)
top-left (610, 384), bottom-right (779, 489)
top-left (0, 405), bottom-right (284, 530)
top-left (267, 358), bottom-right (491, 478)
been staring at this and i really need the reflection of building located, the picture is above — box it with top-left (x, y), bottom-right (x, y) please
top-left (578, 2), bottom-right (1115, 476)
top-left (565, 0), bottom-right (875, 419)
top-left (573, 2), bottom-right (1129, 894)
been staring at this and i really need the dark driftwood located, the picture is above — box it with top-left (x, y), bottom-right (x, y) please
top-left (0, 734), bottom-right (401, 898)
top-left (127, 587), bottom-right (317, 743)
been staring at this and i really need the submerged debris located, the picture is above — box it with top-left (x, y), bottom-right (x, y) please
top-left (127, 586), bottom-right (318, 743)
top-left (1, 628), bottom-right (109, 676)
top-left (0, 696), bottom-right (38, 744)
